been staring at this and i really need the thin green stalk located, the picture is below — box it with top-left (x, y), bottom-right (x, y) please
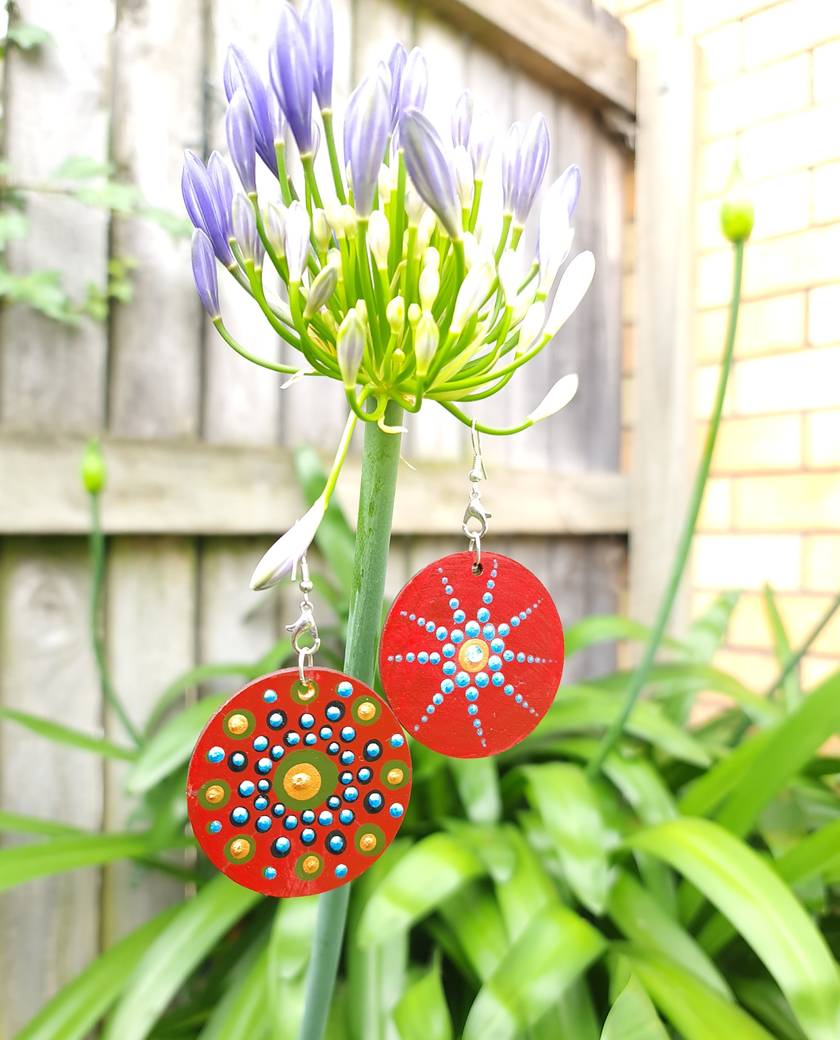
top-left (322, 111), bottom-right (346, 203)
top-left (587, 240), bottom-right (745, 778)
top-left (297, 401), bottom-right (404, 1040)
top-left (763, 591), bottom-right (840, 699)
top-left (88, 494), bottom-right (140, 746)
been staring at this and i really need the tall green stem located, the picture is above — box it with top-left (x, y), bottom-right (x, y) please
top-left (587, 240), bottom-right (745, 778)
top-left (88, 494), bottom-right (140, 746)
top-left (297, 400), bottom-right (404, 1040)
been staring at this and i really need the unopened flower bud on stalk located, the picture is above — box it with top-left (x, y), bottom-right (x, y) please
top-left (312, 208), bottom-right (331, 252)
top-left (401, 108), bottom-right (462, 239)
top-left (450, 258), bottom-right (495, 335)
top-left (263, 202), bottom-right (286, 257)
top-left (304, 264), bottom-right (338, 317)
top-left (720, 166), bottom-right (754, 243)
top-left (207, 152), bottom-right (234, 227)
top-left (469, 109), bottom-right (493, 181)
top-left (398, 48), bottom-right (428, 122)
top-left (337, 308), bottom-right (365, 387)
top-left (387, 295), bottom-right (405, 333)
top-left (302, 0), bottom-right (334, 111)
top-left (538, 163), bottom-right (580, 293)
top-left (416, 209), bottom-right (437, 252)
top-left (414, 311), bottom-right (439, 376)
top-left (527, 373), bottom-right (579, 424)
top-left (269, 3), bottom-right (316, 155)
top-left (250, 494), bottom-right (327, 590)
top-left (232, 194), bottom-right (263, 267)
top-left (344, 72), bottom-right (390, 216)
top-left (223, 46), bottom-right (278, 174)
top-left (284, 201), bottom-right (311, 283)
top-left (518, 302), bottom-right (546, 354)
top-left (451, 90), bottom-right (474, 149)
top-left (497, 251), bottom-right (520, 305)
top-left (419, 265), bottom-right (439, 310)
top-left (386, 43), bottom-right (407, 130)
top-left (226, 89), bottom-right (257, 195)
top-left (182, 151), bottom-right (234, 266)
top-left (407, 302), bottom-right (421, 326)
top-left (368, 210), bottom-right (390, 269)
top-left (423, 246), bottom-right (440, 271)
top-left (191, 229), bottom-right (221, 318)
top-left (81, 438), bottom-right (106, 496)
top-left (454, 145), bottom-right (474, 209)
top-left (545, 251), bottom-right (595, 337)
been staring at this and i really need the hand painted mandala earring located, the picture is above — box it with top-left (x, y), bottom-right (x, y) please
top-left (187, 556), bottom-right (411, 897)
top-left (380, 428), bottom-right (565, 759)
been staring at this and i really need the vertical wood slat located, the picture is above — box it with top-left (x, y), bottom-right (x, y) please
top-left (0, 0), bottom-right (114, 1032)
top-left (629, 41), bottom-right (697, 633)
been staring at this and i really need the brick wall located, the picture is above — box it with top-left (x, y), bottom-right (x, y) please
top-left (604, 0), bottom-right (840, 686)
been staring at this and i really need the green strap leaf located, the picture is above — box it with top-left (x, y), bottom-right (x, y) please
top-left (621, 948), bottom-right (774, 1040)
top-left (449, 756), bottom-right (501, 823)
top-left (628, 817), bottom-right (840, 1040)
top-left (294, 445), bottom-right (355, 600)
top-left (438, 882), bottom-right (509, 982)
top-left (103, 875), bottom-right (261, 1040)
top-left (523, 763), bottom-right (612, 914)
top-left (564, 615), bottom-right (685, 657)
top-left (145, 662), bottom-right (258, 736)
top-left (0, 811), bottom-right (83, 837)
top-left (357, 834), bottom-right (484, 947)
top-left (763, 585), bottom-right (801, 710)
top-left (462, 905), bottom-right (605, 1040)
top-left (198, 945), bottom-right (270, 1040)
top-left (16, 905), bottom-right (180, 1040)
top-left (394, 961), bottom-right (453, 1040)
top-left (0, 833), bottom-right (167, 893)
top-left (601, 976), bottom-right (669, 1040)
top-left (0, 706), bottom-right (136, 760)
top-left (127, 695), bottom-right (225, 794)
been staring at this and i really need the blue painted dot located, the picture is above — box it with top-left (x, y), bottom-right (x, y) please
top-left (430, 653), bottom-right (441, 664)
top-left (389, 803), bottom-right (404, 818)
top-left (517, 652), bottom-right (526, 663)
top-left (284, 815), bottom-right (299, 830)
top-left (263, 689), bottom-right (278, 703)
top-left (520, 611), bottom-right (528, 619)
top-left (367, 792), bottom-right (383, 809)
top-left (443, 661), bottom-right (457, 676)
top-left (451, 629), bottom-right (464, 644)
top-left (488, 655), bottom-right (502, 671)
top-left (515, 694), bottom-right (523, 704)
top-left (207, 746), bottom-right (224, 763)
top-left (406, 652), bottom-right (415, 662)
top-left (419, 651), bottom-right (430, 663)
top-left (337, 681), bottom-right (353, 697)
top-left (239, 780), bottom-right (255, 797)
top-left (504, 684), bottom-right (514, 696)
top-left (327, 742), bottom-right (340, 755)
top-left (466, 688), bottom-right (479, 702)
top-left (254, 796), bottom-right (269, 810)
top-left (301, 810), bottom-right (315, 824)
top-left (328, 795), bottom-right (341, 809)
top-left (340, 750), bottom-right (355, 765)
top-left (487, 580), bottom-right (495, 589)
top-left (344, 786), bottom-right (359, 802)
top-left (257, 757), bottom-right (272, 773)
top-left (328, 833), bottom-right (346, 853)
top-left (339, 809), bottom-right (354, 824)
top-left (473, 719), bottom-right (482, 728)
top-left (272, 802), bottom-right (285, 815)
top-left (490, 638), bottom-right (504, 653)
top-left (426, 621), bottom-right (436, 633)
top-left (511, 616), bottom-right (521, 627)
top-left (341, 726), bottom-right (356, 741)
top-left (274, 837), bottom-right (291, 854)
top-left (301, 828), bottom-right (316, 845)
top-left (340, 771), bottom-right (353, 784)
top-left (465, 620), bottom-right (480, 637)
top-left (256, 815), bottom-right (272, 832)
top-left (285, 732), bottom-right (301, 747)
top-left (268, 712), bottom-right (285, 728)
top-left (252, 736), bottom-right (269, 752)
top-left (209, 820), bottom-right (222, 833)
top-left (319, 810), bottom-right (333, 825)
top-left (320, 726), bottom-right (332, 739)
top-left (231, 807), bottom-right (249, 825)
top-left (449, 598), bottom-right (459, 609)
top-left (483, 623), bottom-right (496, 639)
top-left (300, 713), bottom-right (315, 729)
top-left (229, 752), bottom-right (246, 769)
top-left (483, 593), bottom-right (493, 604)
top-left (426, 704), bottom-right (435, 714)
top-left (499, 623), bottom-right (510, 636)
top-left (468, 704), bottom-right (478, 716)
top-left (475, 672), bottom-right (490, 688)
top-left (454, 609), bottom-right (466, 624)
top-left (365, 741), bottom-right (382, 759)
top-left (271, 745), bottom-right (285, 760)
top-left (440, 678), bottom-right (454, 694)
top-left (257, 779), bottom-right (270, 792)
top-left (436, 626), bottom-right (448, 641)
top-left (304, 733), bottom-right (316, 746)
top-left (477, 608), bottom-right (490, 623)
top-left (335, 863), bottom-right (348, 878)
top-left (409, 613), bottom-right (416, 621)
top-left (456, 671), bottom-right (470, 687)
top-left (445, 584), bottom-right (453, 594)
top-left (264, 866), bottom-right (277, 879)
top-left (390, 734), bottom-right (405, 748)
top-left (326, 705), bottom-right (342, 722)
top-left (417, 617), bottom-right (426, 626)
top-left (504, 650), bottom-right (514, 662)
top-left (358, 767), bottom-right (372, 782)
top-left (433, 693), bottom-right (444, 705)
top-left (492, 673), bottom-right (504, 687)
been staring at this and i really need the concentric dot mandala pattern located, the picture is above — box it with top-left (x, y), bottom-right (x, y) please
top-left (187, 668), bottom-right (411, 896)
top-left (379, 551), bottom-right (564, 758)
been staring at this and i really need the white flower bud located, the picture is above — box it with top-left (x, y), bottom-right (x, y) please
top-left (405, 185), bottom-right (426, 226)
top-left (517, 302), bottom-right (546, 354)
top-left (378, 163), bottom-right (397, 205)
top-left (451, 258), bottom-right (495, 335)
top-left (416, 208), bottom-right (436, 252)
top-left (325, 198), bottom-right (347, 238)
top-left (327, 247), bottom-right (342, 270)
top-left (527, 374), bottom-right (579, 424)
top-left (304, 265), bottom-right (338, 318)
top-left (368, 210), bottom-right (390, 270)
top-left (497, 251), bottom-right (521, 304)
top-left (284, 201), bottom-right (311, 283)
top-left (312, 208), bottom-right (331, 252)
top-left (337, 308), bottom-right (365, 388)
top-left (407, 302), bottom-right (421, 326)
top-left (263, 203), bottom-right (287, 258)
top-left (545, 251), bottom-right (595, 336)
top-left (414, 311), bottom-right (439, 377)
top-left (461, 231), bottom-right (480, 269)
top-left (355, 298), bottom-right (368, 323)
top-left (250, 495), bottom-right (327, 590)
top-left (340, 204), bottom-right (358, 237)
top-left (419, 265), bottom-right (440, 311)
top-left (454, 145), bottom-right (474, 209)
top-left (387, 295), bottom-right (405, 334)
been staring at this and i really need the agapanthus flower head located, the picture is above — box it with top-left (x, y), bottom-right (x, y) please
top-left (183, 0), bottom-right (595, 589)
top-left (269, 3), bottom-right (316, 155)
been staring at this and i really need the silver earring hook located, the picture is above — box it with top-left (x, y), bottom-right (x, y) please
top-left (462, 421), bottom-right (491, 573)
top-left (285, 552), bottom-right (321, 684)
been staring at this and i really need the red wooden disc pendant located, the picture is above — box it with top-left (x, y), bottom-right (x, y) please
top-left (187, 668), bottom-right (411, 897)
top-left (379, 551), bottom-right (564, 758)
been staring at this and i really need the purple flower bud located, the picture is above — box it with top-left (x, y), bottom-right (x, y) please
top-left (269, 3), bottom-right (316, 155)
top-left (182, 151), bottom-right (234, 266)
top-left (469, 110), bottom-right (494, 181)
top-left (511, 113), bottom-right (550, 225)
top-left (400, 48), bottom-right (428, 113)
top-left (302, 0), bottom-right (334, 111)
top-left (501, 121), bottom-right (523, 214)
top-left (267, 89), bottom-right (287, 145)
top-left (223, 45), bottom-right (278, 174)
top-left (343, 72), bottom-right (390, 217)
top-left (208, 152), bottom-right (234, 228)
top-left (226, 89), bottom-right (257, 194)
top-left (191, 229), bottom-right (220, 317)
top-left (451, 90), bottom-right (474, 149)
top-left (400, 107), bottom-right (461, 239)
top-left (387, 43), bottom-right (406, 131)
top-left (232, 194), bottom-right (264, 267)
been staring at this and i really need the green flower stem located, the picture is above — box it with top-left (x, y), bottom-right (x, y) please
top-left (88, 494), bottom-right (140, 746)
top-left (439, 399), bottom-right (532, 436)
top-left (297, 400), bottom-right (404, 1040)
top-left (390, 153), bottom-right (407, 275)
top-left (586, 240), bottom-right (745, 778)
top-left (764, 591), bottom-right (840, 699)
top-left (302, 155), bottom-right (324, 211)
top-left (274, 141), bottom-right (294, 205)
top-left (468, 179), bottom-right (483, 231)
top-left (213, 318), bottom-right (302, 376)
top-left (322, 111), bottom-right (346, 203)
top-left (355, 220), bottom-right (383, 357)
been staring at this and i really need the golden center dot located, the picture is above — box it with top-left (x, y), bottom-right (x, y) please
top-left (230, 838), bottom-right (251, 860)
top-left (283, 762), bottom-right (322, 801)
top-left (357, 700), bottom-right (376, 721)
top-left (458, 637), bottom-right (490, 673)
top-left (302, 855), bottom-right (320, 875)
top-left (205, 784), bottom-right (225, 804)
top-left (386, 767), bottom-right (404, 785)
top-left (298, 682), bottom-right (317, 702)
top-left (227, 713), bottom-right (249, 735)
top-left (359, 832), bottom-right (377, 852)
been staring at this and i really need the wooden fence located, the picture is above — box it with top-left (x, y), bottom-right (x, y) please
top-left (0, 0), bottom-right (634, 1030)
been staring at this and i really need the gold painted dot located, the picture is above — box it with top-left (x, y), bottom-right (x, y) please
top-left (302, 855), bottom-right (320, 875)
top-left (297, 683), bottom-right (317, 702)
top-left (228, 713), bottom-right (249, 735)
top-left (458, 637), bottom-right (490, 674)
top-left (283, 763), bottom-right (322, 801)
top-left (205, 784), bottom-right (225, 804)
top-left (359, 832), bottom-right (377, 852)
top-left (230, 838), bottom-right (251, 860)
top-left (357, 700), bottom-right (376, 721)
top-left (386, 768), bottom-right (404, 785)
